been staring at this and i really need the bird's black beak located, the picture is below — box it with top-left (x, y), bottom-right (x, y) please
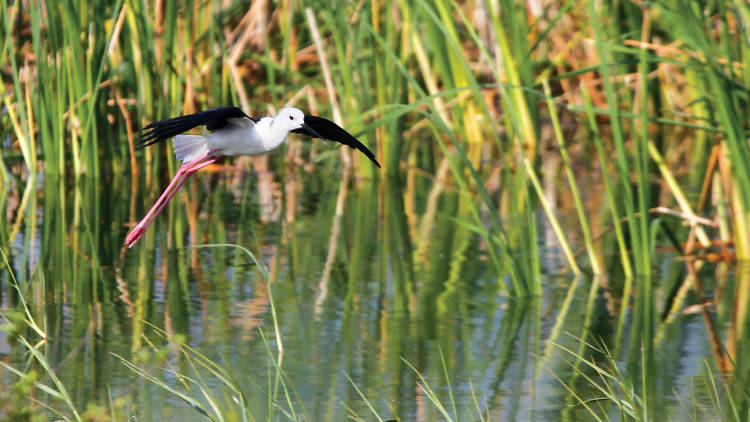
top-left (300, 122), bottom-right (324, 139)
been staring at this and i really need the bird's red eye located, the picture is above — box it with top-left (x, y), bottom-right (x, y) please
top-left (289, 116), bottom-right (294, 120)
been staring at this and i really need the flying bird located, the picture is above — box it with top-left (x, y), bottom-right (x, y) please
top-left (124, 106), bottom-right (379, 248)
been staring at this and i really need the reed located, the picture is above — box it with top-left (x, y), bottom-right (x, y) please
top-left (1, 0), bottom-right (749, 419)
top-left (3, 0), bottom-right (747, 273)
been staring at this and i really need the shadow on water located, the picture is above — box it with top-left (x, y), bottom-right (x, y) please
top-left (0, 167), bottom-right (747, 420)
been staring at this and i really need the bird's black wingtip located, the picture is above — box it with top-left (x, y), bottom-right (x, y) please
top-left (363, 151), bottom-right (381, 168)
top-left (300, 115), bottom-right (381, 169)
top-left (132, 106), bottom-right (251, 150)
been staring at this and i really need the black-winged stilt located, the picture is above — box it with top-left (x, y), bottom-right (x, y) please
top-left (124, 106), bottom-right (379, 248)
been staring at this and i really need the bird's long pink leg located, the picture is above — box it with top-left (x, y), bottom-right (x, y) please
top-left (139, 157), bottom-right (218, 231)
top-left (124, 152), bottom-right (217, 248)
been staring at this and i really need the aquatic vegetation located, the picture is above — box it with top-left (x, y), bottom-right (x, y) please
top-left (1, 0), bottom-right (748, 419)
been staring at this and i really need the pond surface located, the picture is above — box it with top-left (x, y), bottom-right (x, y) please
top-left (0, 158), bottom-right (739, 421)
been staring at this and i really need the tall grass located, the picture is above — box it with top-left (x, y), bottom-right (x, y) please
top-left (1, 0), bottom-right (749, 420)
top-left (2, 0), bottom-right (747, 276)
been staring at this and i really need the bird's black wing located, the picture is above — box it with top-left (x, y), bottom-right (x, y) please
top-left (292, 115), bottom-right (380, 168)
top-left (136, 106), bottom-right (258, 149)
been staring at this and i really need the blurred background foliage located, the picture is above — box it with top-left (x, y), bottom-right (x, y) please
top-left (1, 0), bottom-right (749, 420)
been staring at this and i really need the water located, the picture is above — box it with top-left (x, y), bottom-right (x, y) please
top-left (0, 166), bottom-right (736, 421)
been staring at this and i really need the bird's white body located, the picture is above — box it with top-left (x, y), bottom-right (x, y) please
top-left (173, 108), bottom-right (305, 163)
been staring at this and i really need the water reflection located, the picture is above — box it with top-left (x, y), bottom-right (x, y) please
top-left (0, 169), bottom-right (742, 420)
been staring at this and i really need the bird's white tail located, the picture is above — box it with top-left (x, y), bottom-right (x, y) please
top-left (173, 134), bottom-right (210, 163)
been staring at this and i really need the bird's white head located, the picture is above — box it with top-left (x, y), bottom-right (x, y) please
top-left (273, 107), bottom-right (306, 132)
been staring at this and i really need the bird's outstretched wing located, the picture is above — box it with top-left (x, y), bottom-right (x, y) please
top-left (292, 115), bottom-right (380, 168)
top-left (136, 106), bottom-right (258, 149)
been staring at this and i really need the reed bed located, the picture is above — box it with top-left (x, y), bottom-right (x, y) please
top-left (1, 0), bottom-right (749, 420)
